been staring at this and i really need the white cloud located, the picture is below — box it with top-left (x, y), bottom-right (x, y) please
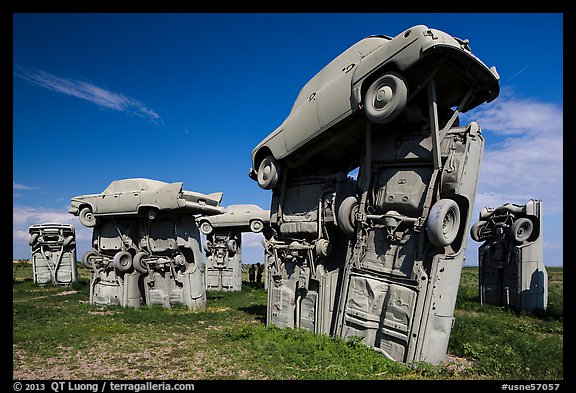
top-left (13, 182), bottom-right (36, 190)
top-left (14, 65), bottom-right (162, 124)
top-left (462, 92), bottom-right (563, 214)
top-left (242, 231), bottom-right (265, 248)
top-left (462, 92), bottom-right (563, 265)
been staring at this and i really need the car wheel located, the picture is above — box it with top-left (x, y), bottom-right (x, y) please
top-left (364, 72), bottom-right (408, 124)
top-left (79, 207), bottom-right (97, 227)
top-left (203, 239), bottom-right (212, 254)
top-left (427, 199), bottom-right (461, 247)
top-left (82, 250), bottom-right (99, 269)
top-left (250, 219), bottom-right (264, 233)
top-left (146, 207), bottom-right (159, 220)
top-left (228, 239), bottom-right (238, 254)
top-left (63, 235), bottom-right (75, 247)
top-left (257, 155), bottom-right (280, 190)
top-left (133, 252), bottom-right (148, 274)
top-left (315, 239), bottom-right (332, 257)
top-left (28, 233), bottom-right (39, 247)
top-left (510, 218), bottom-right (533, 243)
top-left (337, 196), bottom-right (359, 236)
top-left (470, 220), bottom-right (487, 242)
top-left (199, 221), bottom-right (213, 235)
top-left (112, 251), bottom-right (133, 272)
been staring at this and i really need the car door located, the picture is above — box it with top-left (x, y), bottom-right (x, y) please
top-left (316, 46), bottom-right (362, 130)
top-left (283, 87), bottom-right (322, 154)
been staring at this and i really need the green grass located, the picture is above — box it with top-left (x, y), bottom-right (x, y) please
top-left (12, 262), bottom-right (563, 380)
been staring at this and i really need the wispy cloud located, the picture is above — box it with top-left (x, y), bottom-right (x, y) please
top-left (14, 65), bottom-right (162, 124)
top-left (13, 182), bottom-right (36, 190)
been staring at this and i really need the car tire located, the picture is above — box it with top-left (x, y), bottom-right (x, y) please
top-left (112, 251), bottom-right (133, 272)
top-left (199, 221), bottom-right (213, 235)
top-left (427, 199), bottom-right (461, 247)
top-left (510, 218), bottom-right (533, 243)
top-left (364, 72), bottom-right (408, 124)
top-left (28, 233), bottom-right (39, 247)
top-left (203, 239), bottom-right (212, 254)
top-left (250, 219), bottom-right (264, 233)
top-left (82, 250), bottom-right (99, 269)
top-left (133, 252), bottom-right (148, 274)
top-left (257, 155), bottom-right (280, 190)
top-left (228, 239), bottom-right (238, 255)
top-left (337, 196), bottom-right (359, 236)
top-left (146, 207), bottom-right (159, 220)
top-left (63, 235), bottom-right (75, 247)
top-left (470, 220), bottom-right (488, 242)
top-left (79, 207), bottom-right (97, 227)
top-left (315, 239), bottom-right (332, 257)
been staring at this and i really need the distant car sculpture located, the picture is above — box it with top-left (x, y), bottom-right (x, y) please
top-left (69, 178), bottom-right (223, 227)
top-left (71, 178), bottom-right (223, 309)
top-left (204, 231), bottom-right (243, 292)
top-left (28, 223), bottom-right (77, 286)
top-left (250, 25), bottom-right (500, 365)
top-left (197, 204), bottom-right (270, 236)
top-left (471, 199), bottom-right (547, 313)
top-left (201, 204), bottom-right (271, 291)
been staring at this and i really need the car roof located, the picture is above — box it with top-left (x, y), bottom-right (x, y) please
top-left (103, 178), bottom-right (169, 193)
top-left (224, 204), bottom-right (263, 212)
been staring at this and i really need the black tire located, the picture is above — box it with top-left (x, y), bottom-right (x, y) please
top-left (79, 207), bottom-right (97, 227)
top-left (82, 250), bottom-right (99, 269)
top-left (364, 72), bottom-right (408, 124)
top-left (470, 220), bottom-right (487, 242)
top-left (146, 207), bottom-right (159, 220)
top-left (199, 221), bottom-right (213, 235)
top-left (133, 252), bottom-right (148, 274)
top-left (337, 196), bottom-right (359, 236)
top-left (250, 219), bottom-right (264, 233)
top-left (510, 218), bottom-right (533, 243)
top-left (112, 251), bottom-right (133, 272)
top-left (427, 199), bottom-right (461, 247)
top-left (28, 233), bottom-right (39, 247)
top-left (257, 155), bottom-right (280, 190)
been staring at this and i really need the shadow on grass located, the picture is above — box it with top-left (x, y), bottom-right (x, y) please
top-left (239, 304), bottom-right (267, 324)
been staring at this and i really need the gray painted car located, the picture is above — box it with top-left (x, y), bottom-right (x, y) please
top-left (69, 178), bottom-right (224, 227)
top-left (204, 231), bottom-right (243, 292)
top-left (256, 25), bottom-right (500, 365)
top-left (249, 24), bottom-right (499, 189)
top-left (471, 199), bottom-right (547, 313)
top-left (29, 223), bottom-right (77, 286)
top-left (197, 204), bottom-right (270, 235)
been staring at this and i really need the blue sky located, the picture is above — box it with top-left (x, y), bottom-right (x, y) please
top-left (12, 13), bottom-right (564, 266)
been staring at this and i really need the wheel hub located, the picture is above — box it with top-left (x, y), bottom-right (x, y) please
top-left (374, 85), bottom-right (393, 109)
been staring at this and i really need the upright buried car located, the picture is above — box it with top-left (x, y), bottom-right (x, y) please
top-left (252, 25), bottom-right (500, 365)
top-left (69, 178), bottom-right (224, 227)
top-left (471, 199), bottom-right (547, 313)
top-left (71, 178), bottom-right (223, 309)
top-left (199, 204), bottom-right (270, 291)
top-left (249, 24), bottom-right (499, 188)
top-left (28, 223), bottom-right (77, 286)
